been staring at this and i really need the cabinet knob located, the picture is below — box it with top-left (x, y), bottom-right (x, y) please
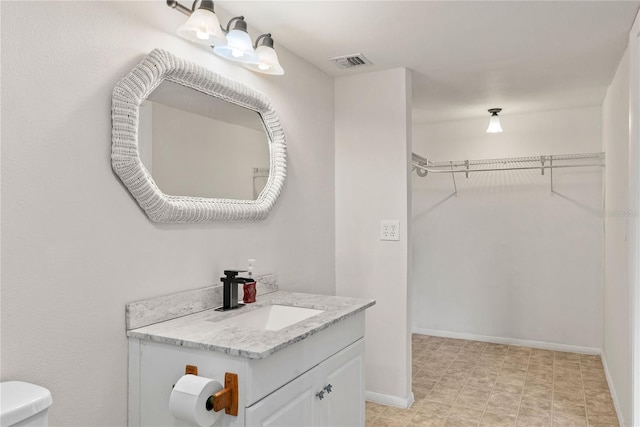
top-left (324, 384), bottom-right (333, 393)
top-left (315, 390), bottom-right (325, 400)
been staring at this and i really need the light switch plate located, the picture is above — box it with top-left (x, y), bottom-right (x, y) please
top-left (380, 220), bottom-right (400, 241)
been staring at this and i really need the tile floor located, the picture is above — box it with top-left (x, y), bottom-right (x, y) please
top-left (365, 334), bottom-right (620, 427)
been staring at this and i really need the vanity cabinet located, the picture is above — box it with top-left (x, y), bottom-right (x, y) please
top-left (128, 310), bottom-right (367, 427)
top-left (245, 339), bottom-right (364, 426)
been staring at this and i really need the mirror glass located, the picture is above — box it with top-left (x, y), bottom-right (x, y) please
top-left (138, 81), bottom-right (270, 200)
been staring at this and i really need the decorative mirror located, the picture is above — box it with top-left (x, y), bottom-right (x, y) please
top-left (112, 49), bottom-right (286, 223)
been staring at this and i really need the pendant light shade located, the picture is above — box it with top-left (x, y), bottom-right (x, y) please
top-left (486, 108), bottom-right (503, 133)
top-left (213, 19), bottom-right (258, 64)
top-left (244, 34), bottom-right (285, 75)
top-left (176, 0), bottom-right (227, 46)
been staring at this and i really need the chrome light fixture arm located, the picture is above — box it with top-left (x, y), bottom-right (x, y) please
top-left (166, 0), bottom-right (208, 17)
top-left (166, 0), bottom-right (245, 35)
top-left (223, 16), bottom-right (246, 34)
top-left (253, 33), bottom-right (273, 49)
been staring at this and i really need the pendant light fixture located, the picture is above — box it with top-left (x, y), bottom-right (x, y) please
top-left (486, 108), bottom-right (503, 133)
top-left (171, 0), bottom-right (227, 46)
top-left (213, 17), bottom-right (259, 64)
top-left (243, 34), bottom-right (285, 75)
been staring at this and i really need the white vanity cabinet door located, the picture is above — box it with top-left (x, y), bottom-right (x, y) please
top-left (319, 339), bottom-right (365, 427)
top-left (244, 365), bottom-right (319, 427)
top-left (245, 339), bottom-right (365, 427)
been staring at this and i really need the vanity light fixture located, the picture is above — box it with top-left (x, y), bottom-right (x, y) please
top-left (486, 108), bottom-right (503, 133)
top-left (166, 0), bottom-right (284, 75)
top-left (213, 17), bottom-right (259, 64)
top-left (170, 0), bottom-right (227, 46)
top-left (243, 34), bottom-right (285, 75)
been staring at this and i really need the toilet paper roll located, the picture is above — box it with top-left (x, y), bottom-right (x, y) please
top-left (170, 375), bottom-right (224, 427)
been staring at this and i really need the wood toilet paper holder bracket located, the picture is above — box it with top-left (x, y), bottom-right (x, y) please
top-left (207, 373), bottom-right (238, 416)
top-left (184, 365), bottom-right (238, 417)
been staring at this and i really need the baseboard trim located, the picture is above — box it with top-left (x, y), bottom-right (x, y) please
top-left (366, 390), bottom-right (415, 409)
top-left (601, 353), bottom-right (626, 427)
top-left (412, 327), bottom-right (601, 355)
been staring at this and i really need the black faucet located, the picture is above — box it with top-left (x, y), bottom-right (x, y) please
top-left (217, 270), bottom-right (252, 311)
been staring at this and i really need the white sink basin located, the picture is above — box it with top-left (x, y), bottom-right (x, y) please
top-left (215, 305), bottom-right (324, 331)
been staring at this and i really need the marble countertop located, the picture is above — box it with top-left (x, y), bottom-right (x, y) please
top-left (127, 291), bottom-right (375, 359)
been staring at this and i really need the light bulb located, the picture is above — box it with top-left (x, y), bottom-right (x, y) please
top-left (244, 41), bottom-right (284, 75)
top-left (176, 8), bottom-right (227, 46)
top-left (486, 109), bottom-right (503, 133)
top-left (213, 20), bottom-right (259, 64)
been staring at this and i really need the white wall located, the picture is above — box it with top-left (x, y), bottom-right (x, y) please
top-left (412, 106), bottom-right (604, 350)
top-left (0, 2), bottom-right (335, 425)
top-left (335, 69), bottom-right (413, 406)
top-left (602, 48), bottom-right (632, 426)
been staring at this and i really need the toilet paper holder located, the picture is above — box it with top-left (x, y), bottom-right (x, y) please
top-left (184, 365), bottom-right (238, 417)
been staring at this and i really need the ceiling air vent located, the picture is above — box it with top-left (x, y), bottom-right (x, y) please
top-left (328, 53), bottom-right (373, 70)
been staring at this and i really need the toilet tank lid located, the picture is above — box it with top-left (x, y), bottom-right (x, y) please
top-left (0, 381), bottom-right (52, 426)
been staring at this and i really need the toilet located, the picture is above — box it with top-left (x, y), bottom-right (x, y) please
top-left (0, 382), bottom-right (52, 427)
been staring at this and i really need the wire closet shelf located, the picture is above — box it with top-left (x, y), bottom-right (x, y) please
top-left (412, 152), bottom-right (605, 194)
top-left (412, 152), bottom-right (605, 177)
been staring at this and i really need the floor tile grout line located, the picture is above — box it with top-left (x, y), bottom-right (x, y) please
top-left (513, 348), bottom-right (532, 425)
top-left (439, 339), bottom-right (479, 425)
top-left (430, 338), bottom-right (451, 427)
top-left (551, 351), bottom-right (556, 427)
top-left (478, 343), bottom-right (508, 426)
top-left (439, 339), bottom-right (465, 426)
top-left (410, 338), bottom-right (438, 411)
top-left (447, 339), bottom-right (483, 426)
top-left (454, 341), bottom-right (482, 425)
top-left (413, 337), bottom-right (455, 426)
top-left (476, 341), bottom-right (492, 426)
top-left (579, 356), bottom-right (590, 427)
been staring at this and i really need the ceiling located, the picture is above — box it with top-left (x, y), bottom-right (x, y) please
top-left (217, 1), bottom-right (639, 123)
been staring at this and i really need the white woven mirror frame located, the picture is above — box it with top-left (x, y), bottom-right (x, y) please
top-left (111, 49), bottom-right (286, 223)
